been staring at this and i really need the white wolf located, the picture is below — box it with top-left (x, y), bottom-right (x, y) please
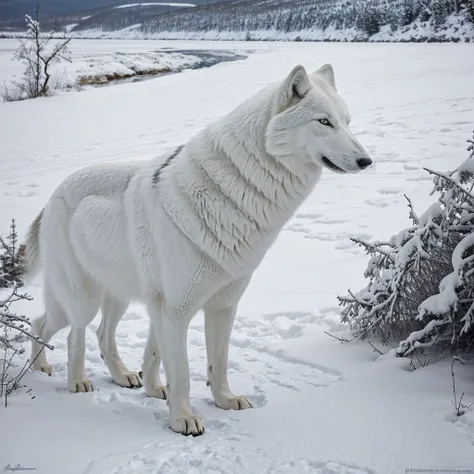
top-left (23, 63), bottom-right (372, 436)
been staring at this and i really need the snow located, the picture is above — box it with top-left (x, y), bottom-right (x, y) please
top-left (64, 23), bottom-right (79, 33)
top-left (459, 157), bottom-right (474, 176)
top-left (418, 202), bottom-right (443, 228)
top-left (0, 41), bottom-right (207, 89)
top-left (418, 271), bottom-right (458, 318)
top-left (115, 2), bottom-right (196, 8)
top-left (398, 318), bottom-right (449, 354)
top-left (66, 51), bottom-right (202, 86)
top-left (1, 39), bottom-right (474, 473)
top-left (53, 12), bottom-right (474, 42)
top-left (61, 26), bottom-right (367, 42)
top-left (418, 231), bottom-right (474, 324)
top-left (452, 232), bottom-right (474, 271)
top-left (371, 13), bottom-right (474, 42)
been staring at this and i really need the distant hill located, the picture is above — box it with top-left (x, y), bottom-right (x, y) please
top-left (2, 0), bottom-right (473, 42)
top-left (0, 0), bottom-right (232, 29)
top-left (67, 3), bottom-right (199, 33)
top-left (137, 0), bottom-right (474, 42)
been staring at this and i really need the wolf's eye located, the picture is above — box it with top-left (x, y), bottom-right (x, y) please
top-left (318, 118), bottom-right (332, 127)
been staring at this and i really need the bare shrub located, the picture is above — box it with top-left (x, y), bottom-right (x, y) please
top-left (1, 1), bottom-right (72, 102)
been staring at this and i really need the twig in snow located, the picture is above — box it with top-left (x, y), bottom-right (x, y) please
top-left (324, 331), bottom-right (355, 343)
top-left (368, 340), bottom-right (383, 355)
top-left (451, 356), bottom-right (474, 416)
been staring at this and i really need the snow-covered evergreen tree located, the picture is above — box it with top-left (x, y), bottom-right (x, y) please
top-left (0, 218), bottom-right (52, 406)
top-left (139, 0), bottom-right (472, 41)
top-left (0, 219), bottom-right (23, 289)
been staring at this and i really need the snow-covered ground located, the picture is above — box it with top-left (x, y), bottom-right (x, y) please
top-left (0, 39), bottom-right (245, 90)
top-left (1, 40), bottom-right (474, 474)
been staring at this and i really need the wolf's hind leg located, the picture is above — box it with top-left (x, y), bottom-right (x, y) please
top-left (64, 278), bottom-right (102, 393)
top-left (31, 283), bottom-right (69, 376)
top-left (97, 293), bottom-right (142, 388)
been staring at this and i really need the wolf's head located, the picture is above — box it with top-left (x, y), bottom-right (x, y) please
top-left (265, 64), bottom-right (372, 174)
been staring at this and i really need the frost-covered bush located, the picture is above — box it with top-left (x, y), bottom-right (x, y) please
top-left (467, 0), bottom-right (474, 23)
top-left (338, 132), bottom-right (474, 357)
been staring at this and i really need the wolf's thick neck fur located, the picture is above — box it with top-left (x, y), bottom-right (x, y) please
top-left (150, 82), bottom-right (322, 274)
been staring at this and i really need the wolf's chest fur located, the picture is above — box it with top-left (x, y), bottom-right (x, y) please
top-left (145, 124), bottom-right (322, 275)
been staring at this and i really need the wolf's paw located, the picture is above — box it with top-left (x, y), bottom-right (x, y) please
top-left (113, 371), bottom-right (143, 389)
top-left (68, 378), bottom-right (94, 393)
top-left (170, 415), bottom-right (205, 437)
top-left (32, 362), bottom-right (52, 376)
top-left (144, 384), bottom-right (167, 400)
top-left (215, 395), bottom-right (253, 411)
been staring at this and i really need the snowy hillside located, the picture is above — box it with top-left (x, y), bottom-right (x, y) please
top-left (0, 0), bottom-right (231, 30)
top-left (1, 39), bottom-right (474, 473)
top-left (142, 0), bottom-right (474, 42)
top-left (65, 0), bottom-right (474, 42)
top-left (69, 3), bottom-right (197, 33)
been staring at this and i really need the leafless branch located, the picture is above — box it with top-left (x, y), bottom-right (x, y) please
top-left (368, 340), bottom-right (383, 355)
top-left (351, 237), bottom-right (394, 259)
top-left (404, 194), bottom-right (419, 225)
top-left (425, 167), bottom-right (474, 202)
top-left (324, 331), bottom-right (356, 343)
top-left (0, 316), bottom-right (53, 351)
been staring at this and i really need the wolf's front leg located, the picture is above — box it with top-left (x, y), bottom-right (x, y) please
top-left (204, 305), bottom-right (252, 411)
top-left (148, 302), bottom-right (204, 437)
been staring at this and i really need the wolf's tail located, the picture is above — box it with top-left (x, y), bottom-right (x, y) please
top-left (20, 209), bottom-right (44, 283)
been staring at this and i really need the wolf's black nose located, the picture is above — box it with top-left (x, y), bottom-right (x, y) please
top-left (356, 157), bottom-right (372, 169)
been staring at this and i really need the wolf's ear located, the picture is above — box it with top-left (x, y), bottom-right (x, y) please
top-left (313, 63), bottom-right (336, 90)
top-left (278, 65), bottom-right (311, 110)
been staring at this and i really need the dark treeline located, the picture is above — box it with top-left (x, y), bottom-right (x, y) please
top-left (141, 0), bottom-right (474, 38)
top-left (73, 4), bottom-right (194, 32)
top-left (0, 0), bottom-right (232, 30)
top-left (2, 0), bottom-right (472, 37)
